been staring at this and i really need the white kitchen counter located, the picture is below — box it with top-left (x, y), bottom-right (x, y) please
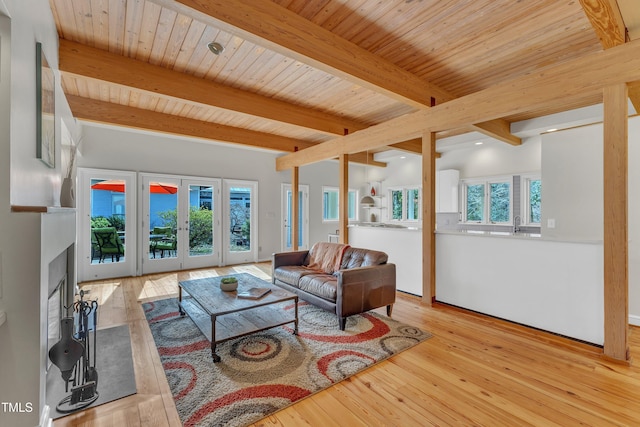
top-left (437, 229), bottom-right (541, 239)
top-left (436, 228), bottom-right (601, 244)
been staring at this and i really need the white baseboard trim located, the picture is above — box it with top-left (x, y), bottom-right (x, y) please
top-left (629, 314), bottom-right (640, 327)
top-left (40, 404), bottom-right (52, 427)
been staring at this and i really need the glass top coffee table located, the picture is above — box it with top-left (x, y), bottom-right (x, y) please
top-left (177, 273), bottom-right (298, 362)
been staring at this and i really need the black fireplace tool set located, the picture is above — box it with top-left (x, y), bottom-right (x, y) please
top-left (48, 290), bottom-right (100, 413)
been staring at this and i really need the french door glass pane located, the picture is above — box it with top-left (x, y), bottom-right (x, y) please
top-left (466, 184), bottom-right (485, 222)
top-left (189, 185), bottom-right (213, 256)
top-left (148, 181), bottom-right (178, 259)
top-left (489, 182), bottom-right (510, 223)
top-left (230, 186), bottom-right (251, 252)
top-left (286, 190), bottom-right (304, 247)
top-left (90, 179), bottom-right (126, 264)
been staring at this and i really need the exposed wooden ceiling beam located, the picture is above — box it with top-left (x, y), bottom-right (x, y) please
top-left (276, 38), bottom-right (640, 170)
top-left (341, 152), bottom-right (386, 168)
top-left (389, 139), bottom-right (441, 158)
top-left (154, 0), bottom-right (519, 145)
top-left (162, 0), bottom-right (452, 108)
top-left (579, 0), bottom-right (640, 110)
top-left (579, 0), bottom-right (628, 48)
top-left (67, 95), bottom-right (315, 152)
top-left (59, 39), bottom-right (367, 136)
top-left (629, 81), bottom-right (640, 113)
top-left (471, 119), bottom-right (521, 146)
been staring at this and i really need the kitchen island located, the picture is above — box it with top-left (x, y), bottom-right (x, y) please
top-left (350, 224), bottom-right (604, 345)
top-left (436, 230), bottom-right (603, 345)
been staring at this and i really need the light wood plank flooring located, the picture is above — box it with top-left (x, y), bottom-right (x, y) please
top-left (53, 263), bottom-right (640, 426)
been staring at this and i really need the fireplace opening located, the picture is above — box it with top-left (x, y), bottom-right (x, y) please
top-left (47, 275), bottom-right (66, 371)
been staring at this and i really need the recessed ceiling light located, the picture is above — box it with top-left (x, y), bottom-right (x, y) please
top-left (207, 41), bottom-right (225, 55)
top-left (475, 141), bottom-right (483, 145)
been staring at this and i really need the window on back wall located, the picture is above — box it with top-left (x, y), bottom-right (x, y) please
top-left (322, 186), bottom-right (358, 222)
top-left (462, 177), bottom-right (512, 224)
top-left (389, 186), bottom-right (421, 221)
top-left (521, 174), bottom-right (541, 225)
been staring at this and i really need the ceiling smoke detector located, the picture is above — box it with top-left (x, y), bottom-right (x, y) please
top-left (207, 41), bottom-right (225, 55)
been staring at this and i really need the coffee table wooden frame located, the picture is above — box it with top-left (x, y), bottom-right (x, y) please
top-left (177, 275), bottom-right (298, 362)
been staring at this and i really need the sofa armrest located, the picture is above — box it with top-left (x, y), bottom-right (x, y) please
top-left (272, 250), bottom-right (309, 269)
top-left (335, 263), bottom-right (396, 317)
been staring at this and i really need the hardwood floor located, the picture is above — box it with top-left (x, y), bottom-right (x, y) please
top-left (53, 263), bottom-right (640, 426)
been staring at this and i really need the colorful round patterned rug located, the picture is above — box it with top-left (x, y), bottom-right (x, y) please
top-left (142, 298), bottom-right (431, 427)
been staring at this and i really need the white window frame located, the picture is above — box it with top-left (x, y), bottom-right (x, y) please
top-left (462, 176), bottom-right (513, 225)
top-left (521, 174), bottom-right (541, 226)
top-left (322, 186), bottom-right (358, 222)
top-left (388, 186), bottom-right (422, 222)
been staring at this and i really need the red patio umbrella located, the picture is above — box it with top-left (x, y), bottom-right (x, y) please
top-left (91, 179), bottom-right (178, 194)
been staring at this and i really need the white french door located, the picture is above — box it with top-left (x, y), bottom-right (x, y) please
top-left (78, 168), bottom-right (136, 282)
top-left (182, 178), bottom-right (222, 270)
top-left (223, 179), bottom-right (258, 265)
top-left (141, 174), bottom-right (221, 275)
top-left (281, 184), bottom-right (309, 251)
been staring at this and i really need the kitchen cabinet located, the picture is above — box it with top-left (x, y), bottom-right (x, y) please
top-left (436, 169), bottom-right (459, 213)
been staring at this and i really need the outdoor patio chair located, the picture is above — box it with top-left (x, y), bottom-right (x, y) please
top-left (92, 227), bottom-right (125, 263)
top-left (151, 226), bottom-right (176, 258)
top-left (91, 231), bottom-right (100, 262)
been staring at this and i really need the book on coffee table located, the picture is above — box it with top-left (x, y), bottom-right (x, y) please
top-left (237, 287), bottom-right (272, 299)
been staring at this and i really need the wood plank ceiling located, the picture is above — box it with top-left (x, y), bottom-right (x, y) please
top-left (48, 0), bottom-right (636, 161)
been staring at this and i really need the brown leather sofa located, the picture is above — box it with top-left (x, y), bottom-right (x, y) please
top-left (272, 243), bottom-right (396, 330)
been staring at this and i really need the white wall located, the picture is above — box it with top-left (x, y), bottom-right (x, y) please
top-left (437, 135), bottom-right (542, 178)
top-left (541, 126), bottom-right (603, 242)
top-left (6, 0), bottom-right (78, 207)
top-left (78, 124), bottom-right (366, 260)
top-left (543, 117), bottom-right (640, 325)
top-left (298, 160), bottom-right (366, 244)
top-left (1, 2), bottom-right (80, 426)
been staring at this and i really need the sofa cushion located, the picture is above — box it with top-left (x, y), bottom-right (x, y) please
top-left (298, 274), bottom-right (338, 302)
top-left (273, 266), bottom-right (314, 287)
top-left (341, 247), bottom-right (388, 269)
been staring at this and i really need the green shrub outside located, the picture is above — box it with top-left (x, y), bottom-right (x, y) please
top-left (91, 216), bottom-right (111, 228)
top-left (157, 207), bottom-right (213, 252)
top-left (92, 207), bottom-right (215, 253)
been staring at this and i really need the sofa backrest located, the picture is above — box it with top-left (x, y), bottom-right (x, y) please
top-left (341, 246), bottom-right (388, 269)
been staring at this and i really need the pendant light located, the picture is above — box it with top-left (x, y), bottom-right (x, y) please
top-left (360, 150), bottom-right (375, 206)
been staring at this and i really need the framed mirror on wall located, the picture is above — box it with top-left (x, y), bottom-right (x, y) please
top-left (36, 41), bottom-right (55, 168)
